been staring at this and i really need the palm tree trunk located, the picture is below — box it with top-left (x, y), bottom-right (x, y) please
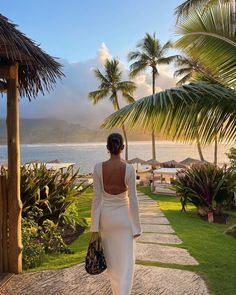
top-left (151, 69), bottom-right (156, 192)
top-left (121, 125), bottom-right (129, 161)
top-left (196, 131), bottom-right (204, 161)
top-left (114, 94), bottom-right (129, 160)
top-left (152, 69), bottom-right (156, 161)
top-left (214, 133), bottom-right (217, 165)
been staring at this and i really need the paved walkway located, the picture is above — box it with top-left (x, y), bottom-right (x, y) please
top-left (0, 192), bottom-right (209, 295)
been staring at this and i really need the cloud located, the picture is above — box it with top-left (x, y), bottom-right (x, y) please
top-left (96, 42), bottom-right (111, 65)
top-left (0, 43), bottom-right (177, 129)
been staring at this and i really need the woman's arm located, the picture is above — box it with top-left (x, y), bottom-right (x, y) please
top-left (127, 165), bottom-right (142, 237)
top-left (90, 164), bottom-right (102, 232)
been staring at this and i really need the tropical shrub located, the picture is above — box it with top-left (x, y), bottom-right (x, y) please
top-left (0, 164), bottom-right (91, 269)
top-left (20, 163), bottom-right (90, 226)
top-left (227, 147), bottom-right (236, 170)
top-left (173, 164), bottom-right (234, 216)
top-left (39, 219), bottom-right (68, 254)
top-left (22, 215), bottom-right (45, 269)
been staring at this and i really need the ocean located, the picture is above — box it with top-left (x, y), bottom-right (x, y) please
top-left (0, 141), bottom-right (233, 175)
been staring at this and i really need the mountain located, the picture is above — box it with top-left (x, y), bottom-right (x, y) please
top-left (0, 118), bottom-right (153, 144)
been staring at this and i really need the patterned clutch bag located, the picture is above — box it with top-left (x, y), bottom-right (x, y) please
top-left (85, 234), bottom-right (107, 275)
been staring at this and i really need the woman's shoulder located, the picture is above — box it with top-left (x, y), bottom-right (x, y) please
top-left (126, 162), bottom-right (135, 174)
top-left (93, 162), bottom-right (102, 172)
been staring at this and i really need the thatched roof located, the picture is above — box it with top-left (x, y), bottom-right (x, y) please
top-left (179, 157), bottom-right (208, 166)
top-left (0, 14), bottom-right (64, 99)
top-left (127, 157), bottom-right (145, 164)
top-left (161, 160), bottom-right (186, 168)
top-left (143, 159), bottom-right (161, 167)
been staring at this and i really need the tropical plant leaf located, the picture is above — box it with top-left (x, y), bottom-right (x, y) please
top-left (101, 83), bottom-right (236, 145)
top-left (175, 0), bottom-right (231, 17)
top-left (175, 2), bottom-right (236, 88)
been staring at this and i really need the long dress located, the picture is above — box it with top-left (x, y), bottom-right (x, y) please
top-left (90, 162), bottom-right (142, 295)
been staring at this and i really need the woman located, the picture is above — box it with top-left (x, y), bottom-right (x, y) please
top-left (90, 133), bottom-right (142, 295)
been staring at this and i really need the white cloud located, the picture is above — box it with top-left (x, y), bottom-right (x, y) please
top-left (0, 44), bottom-right (177, 129)
top-left (96, 42), bottom-right (111, 65)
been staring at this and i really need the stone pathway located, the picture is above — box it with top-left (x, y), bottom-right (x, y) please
top-left (0, 264), bottom-right (209, 295)
top-left (0, 192), bottom-right (209, 295)
top-left (135, 192), bottom-right (209, 294)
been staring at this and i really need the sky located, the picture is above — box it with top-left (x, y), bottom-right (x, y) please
top-left (0, 0), bottom-right (183, 128)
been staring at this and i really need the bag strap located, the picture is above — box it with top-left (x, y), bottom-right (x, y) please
top-left (90, 233), bottom-right (102, 251)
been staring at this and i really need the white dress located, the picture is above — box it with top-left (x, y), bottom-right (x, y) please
top-left (90, 162), bottom-right (142, 295)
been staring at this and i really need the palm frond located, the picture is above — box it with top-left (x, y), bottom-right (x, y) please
top-left (175, 2), bottom-right (236, 88)
top-left (101, 83), bottom-right (236, 145)
top-left (88, 88), bottom-right (110, 104)
top-left (158, 55), bottom-right (178, 65)
top-left (175, 0), bottom-right (230, 17)
top-left (129, 61), bottom-right (149, 77)
top-left (94, 68), bottom-right (109, 85)
top-left (176, 73), bottom-right (193, 85)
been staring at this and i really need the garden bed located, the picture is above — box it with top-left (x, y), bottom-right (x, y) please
top-left (62, 224), bottom-right (85, 245)
top-left (198, 213), bottom-right (230, 224)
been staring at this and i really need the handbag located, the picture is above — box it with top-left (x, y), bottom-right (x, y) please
top-left (85, 233), bottom-right (107, 275)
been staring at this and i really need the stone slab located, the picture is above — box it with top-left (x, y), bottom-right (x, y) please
top-left (139, 206), bottom-right (159, 210)
top-left (138, 233), bottom-right (182, 245)
top-left (136, 243), bottom-right (199, 265)
top-left (142, 224), bottom-right (175, 233)
top-left (0, 264), bottom-right (209, 295)
top-left (139, 212), bottom-right (164, 218)
top-left (140, 217), bottom-right (170, 224)
top-left (138, 199), bottom-right (157, 204)
top-left (139, 208), bottom-right (162, 214)
top-left (139, 204), bottom-right (158, 208)
top-left (138, 198), bottom-right (154, 202)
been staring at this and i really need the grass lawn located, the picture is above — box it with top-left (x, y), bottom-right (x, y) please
top-left (139, 187), bottom-right (236, 295)
top-left (27, 188), bottom-right (93, 272)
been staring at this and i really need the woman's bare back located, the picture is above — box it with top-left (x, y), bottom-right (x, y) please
top-left (102, 160), bottom-right (127, 195)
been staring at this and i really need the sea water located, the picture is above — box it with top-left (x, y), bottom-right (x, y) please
top-left (0, 141), bottom-right (233, 174)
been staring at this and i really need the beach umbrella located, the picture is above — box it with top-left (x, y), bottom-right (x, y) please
top-left (127, 157), bottom-right (145, 171)
top-left (144, 159), bottom-right (161, 168)
top-left (48, 159), bottom-right (61, 163)
top-left (161, 160), bottom-right (186, 168)
top-left (180, 157), bottom-right (207, 167)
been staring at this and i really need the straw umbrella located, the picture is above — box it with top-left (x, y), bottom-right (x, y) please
top-left (144, 159), bottom-right (161, 167)
top-left (180, 157), bottom-right (208, 167)
top-left (127, 157), bottom-right (145, 172)
top-left (0, 14), bottom-right (63, 274)
top-left (161, 160), bottom-right (186, 168)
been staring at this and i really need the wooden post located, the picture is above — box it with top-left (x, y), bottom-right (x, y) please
top-left (6, 63), bottom-right (23, 273)
top-left (0, 176), bottom-right (9, 272)
top-left (0, 176), bottom-right (4, 272)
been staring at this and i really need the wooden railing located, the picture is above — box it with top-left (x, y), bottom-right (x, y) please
top-left (0, 175), bottom-right (9, 272)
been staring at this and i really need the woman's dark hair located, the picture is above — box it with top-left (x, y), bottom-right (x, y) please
top-left (107, 133), bottom-right (124, 155)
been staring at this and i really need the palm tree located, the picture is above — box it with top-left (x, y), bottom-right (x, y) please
top-left (88, 58), bottom-right (136, 160)
top-left (175, 0), bottom-right (232, 17)
top-left (128, 33), bottom-right (175, 162)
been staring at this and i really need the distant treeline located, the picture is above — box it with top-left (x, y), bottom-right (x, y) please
top-left (0, 118), bottom-right (160, 144)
